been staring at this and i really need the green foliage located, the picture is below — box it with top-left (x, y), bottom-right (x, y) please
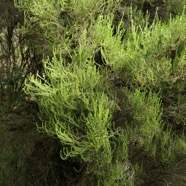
top-left (126, 90), bottom-right (162, 152)
top-left (5, 0), bottom-right (186, 185)
top-left (25, 45), bottom-right (132, 185)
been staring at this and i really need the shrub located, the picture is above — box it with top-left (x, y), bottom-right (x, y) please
top-left (18, 0), bottom-right (186, 185)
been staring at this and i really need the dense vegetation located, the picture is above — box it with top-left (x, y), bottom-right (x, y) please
top-left (0, 0), bottom-right (186, 185)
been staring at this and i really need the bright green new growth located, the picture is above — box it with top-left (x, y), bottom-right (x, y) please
top-left (94, 11), bottom-right (186, 88)
top-left (25, 47), bottom-right (131, 184)
top-left (22, 0), bottom-right (186, 185)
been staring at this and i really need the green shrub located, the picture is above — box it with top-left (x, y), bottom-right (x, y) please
top-left (18, 0), bottom-right (186, 185)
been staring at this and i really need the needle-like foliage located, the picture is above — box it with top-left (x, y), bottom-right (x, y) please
top-left (12, 0), bottom-right (186, 185)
